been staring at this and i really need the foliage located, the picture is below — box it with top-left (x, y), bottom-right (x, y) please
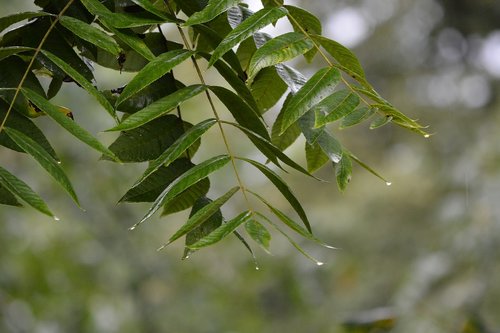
top-left (0, 0), bottom-right (426, 260)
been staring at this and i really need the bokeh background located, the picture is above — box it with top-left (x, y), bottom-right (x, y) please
top-left (1, 0), bottom-right (500, 332)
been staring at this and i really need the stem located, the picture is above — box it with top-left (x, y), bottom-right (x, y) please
top-left (164, 1), bottom-right (253, 210)
top-left (0, 0), bottom-right (76, 134)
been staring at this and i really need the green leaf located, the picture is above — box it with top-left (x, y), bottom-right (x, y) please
top-left (132, 155), bottom-right (231, 228)
top-left (336, 153), bottom-right (352, 192)
top-left (116, 49), bottom-right (195, 105)
top-left (279, 67), bottom-right (341, 135)
top-left (106, 115), bottom-right (188, 163)
top-left (41, 50), bottom-right (116, 119)
top-left (250, 67), bottom-right (287, 113)
top-left (105, 26), bottom-right (155, 61)
top-left (110, 85), bottom-right (206, 132)
top-left (247, 32), bottom-right (314, 82)
top-left (245, 219), bottom-right (271, 253)
top-left (59, 16), bottom-right (122, 56)
top-left (0, 11), bottom-right (52, 33)
top-left (339, 105), bottom-right (376, 129)
top-left (162, 178), bottom-right (211, 216)
top-left (209, 86), bottom-right (269, 139)
top-left (262, 0), bottom-right (283, 7)
top-left (305, 141), bottom-right (329, 173)
top-left (0, 166), bottom-right (54, 216)
top-left (182, 196), bottom-right (223, 258)
top-left (187, 211), bottom-right (252, 250)
top-left (209, 7), bottom-right (288, 67)
top-left (4, 128), bottom-right (79, 206)
top-left (21, 88), bottom-right (118, 161)
top-left (238, 157), bottom-right (312, 233)
top-left (316, 130), bottom-right (343, 163)
top-left (370, 114), bottom-right (393, 129)
top-left (133, 118), bottom-right (217, 186)
top-left (311, 35), bottom-right (367, 85)
top-left (313, 89), bottom-right (360, 127)
top-left (129, 0), bottom-right (176, 21)
top-left (284, 5), bottom-right (322, 62)
top-left (0, 46), bottom-right (33, 61)
top-left (271, 93), bottom-right (301, 150)
top-left (347, 151), bottom-right (391, 185)
top-left (275, 63), bottom-right (307, 93)
top-left (185, 0), bottom-right (241, 26)
top-left (160, 186), bottom-right (240, 247)
top-left (0, 184), bottom-right (22, 207)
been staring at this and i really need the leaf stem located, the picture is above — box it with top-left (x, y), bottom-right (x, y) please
top-left (164, 1), bottom-right (253, 210)
top-left (0, 0), bottom-right (76, 134)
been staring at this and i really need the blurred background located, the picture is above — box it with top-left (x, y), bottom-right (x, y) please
top-left (1, 0), bottom-right (499, 332)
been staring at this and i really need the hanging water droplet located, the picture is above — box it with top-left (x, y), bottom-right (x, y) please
top-left (57, 161), bottom-right (62, 165)
top-left (386, 181), bottom-right (392, 186)
top-left (53, 216), bottom-right (60, 221)
top-left (255, 266), bottom-right (260, 271)
top-left (424, 134), bottom-right (430, 138)
top-left (316, 261), bottom-right (324, 266)
top-left (128, 226), bottom-right (136, 231)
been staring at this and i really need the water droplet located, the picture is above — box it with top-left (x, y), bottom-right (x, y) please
top-left (316, 261), bottom-right (324, 266)
top-left (255, 266), bottom-right (260, 271)
top-left (57, 161), bottom-right (62, 165)
top-left (184, 255), bottom-right (190, 259)
top-left (53, 216), bottom-right (60, 221)
top-left (128, 226), bottom-right (136, 231)
top-left (386, 181), bottom-right (392, 186)
top-left (424, 134), bottom-right (430, 138)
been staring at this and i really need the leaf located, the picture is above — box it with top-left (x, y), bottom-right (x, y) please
top-left (208, 86), bottom-right (269, 139)
top-left (116, 49), bottom-right (194, 105)
top-left (313, 89), bottom-right (360, 127)
top-left (132, 155), bottom-right (231, 228)
top-left (0, 46), bottom-right (33, 61)
top-left (21, 88), bottom-right (118, 161)
top-left (182, 196), bottom-right (223, 259)
top-left (130, 0), bottom-right (176, 21)
top-left (185, 0), bottom-right (241, 26)
top-left (105, 25), bottom-right (155, 61)
top-left (134, 118), bottom-right (217, 186)
top-left (339, 105), bottom-right (376, 129)
top-left (4, 128), bottom-right (79, 206)
top-left (162, 178), bottom-right (211, 216)
top-left (347, 151), bottom-right (391, 185)
top-left (106, 115), bottom-right (188, 163)
top-left (271, 93), bottom-right (301, 150)
top-left (316, 130), bottom-right (343, 164)
top-left (209, 7), bottom-right (288, 67)
top-left (109, 85), bottom-right (207, 132)
top-left (187, 211), bottom-right (252, 250)
top-left (160, 186), bottom-right (240, 247)
top-left (305, 141), bottom-right (329, 173)
top-left (227, 5), bottom-right (254, 29)
top-left (250, 67), bottom-right (287, 112)
top-left (284, 5), bottom-right (322, 62)
top-left (0, 11), bottom-right (52, 33)
top-left (336, 153), bottom-right (352, 192)
top-left (245, 219), bottom-right (271, 253)
top-left (238, 157), bottom-right (312, 233)
top-left (370, 115), bottom-right (393, 129)
top-left (311, 34), bottom-right (367, 85)
top-left (275, 63), bottom-right (307, 93)
top-left (0, 184), bottom-right (22, 207)
top-left (59, 16), bottom-right (122, 56)
top-left (247, 32), bottom-right (314, 82)
top-left (279, 67), bottom-right (341, 135)
top-left (0, 166), bottom-right (54, 216)
top-left (41, 50), bottom-right (116, 119)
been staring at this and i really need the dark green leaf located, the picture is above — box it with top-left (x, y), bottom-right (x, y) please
top-left (4, 128), bottom-right (79, 206)
top-left (110, 85), bottom-right (206, 131)
top-left (238, 157), bottom-right (312, 233)
top-left (0, 184), bottom-right (22, 207)
top-left (247, 32), bottom-right (314, 82)
top-left (105, 25), bottom-right (155, 61)
top-left (133, 155), bottom-right (231, 228)
top-left (162, 178), bottom-right (211, 216)
top-left (22, 88), bottom-right (118, 161)
top-left (279, 67), bottom-right (341, 135)
top-left (59, 16), bottom-right (122, 56)
top-left (305, 141), bottom-right (329, 173)
top-left (336, 153), bottom-right (352, 192)
top-left (0, 46), bottom-right (33, 61)
top-left (271, 93), bottom-right (301, 150)
top-left (245, 219), bottom-right (271, 253)
top-left (339, 105), bottom-right (376, 129)
top-left (313, 89), bottom-right (360, 127)
top-left (185, 0), bottom-right (241, 26)
top-left (0, 166), bottom-right (54, 216)
top-left (129, 0), bottom-right (176, 21)
top-left (209, 7), bottom-right (288, 67)
top-left (284, 5), bottom-right (322, 62)
top-left (250, 66), bottom-right (288, 113)
top-left (187, 211), bottom-right (252, 250)
top-left (116, 49), bottom-right (195, 105)
top-left (0, 11), bottom-right (51, 33)
top-left (261, 0), bottom-right (283, 7)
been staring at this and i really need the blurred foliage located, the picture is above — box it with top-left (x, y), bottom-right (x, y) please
top-left (1, 0), bottom-right (500, 332)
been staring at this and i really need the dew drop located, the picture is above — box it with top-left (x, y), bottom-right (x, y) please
top-left (424, 134), bottom-right (430, 138)
top-left (53, 216), bottom-right (60, 221)
top-left (57, 161), bottom-right (62, 165)
top-left (255, 266), bottom-right (260, 271)
top-left (385, 181), bottom-right (392, 186)
top-left (128, 226), bottom-right (136, 231)
top-left (184, 255), bottom-right (190, 260)
top-left (316, 261), bottom-right (324, 266)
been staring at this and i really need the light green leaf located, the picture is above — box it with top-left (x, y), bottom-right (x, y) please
top-left (316, 130), bottom-right (343, 163)
top-left (132, 155), bottom-right (231, 228)
top-left (4, 128), bottom-right (79, 206)
top-left (305, 141), bottom-right (329, 173)
top-left (134, 118), bottom-right (217, 187)
top-left (284, 5), bottom-right (322, 62)
top-left (21, 88), bottom-right (118, 161)
top-left (0, 11), bottom-right (52, 33)
top-left (238, 157), bottom-right (312, 233)
top-left (0, 46), bottom-right (33, 61)
top-left (160, 186), bottom-right (240, 247)
top-left (370, 114), bottom-right (393, 129)
top-left (209, 7), bottom-right (288, 67)
top-left (279, 67), bottom-right (341, 135)
top-left (245, 219), bottom-right (271, 253)
top-left (336, 153), bottom-right (352, 192)
top-left (187, 211), bottom-right (252, 250)
top-left (185, 0), bottom-right (241, 26)
top-left (0, 166), bottom-right (54, 216)
top-left (339, 105), bottom-right (376, 129)
top-left (347, 151), bottom-right (391, 185)
top-left (247, 32), bottom-right (314, 82)
top-left (59, 16), bottom-right (122, 56)
top-left (110, 85), bottom-right (206, 131)
top-left (116, 49), bottom-right (194, 105)
top-left (313, 89), bottom-right (360, 127)
top-left (41, 50), bottom-right (116, 119)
